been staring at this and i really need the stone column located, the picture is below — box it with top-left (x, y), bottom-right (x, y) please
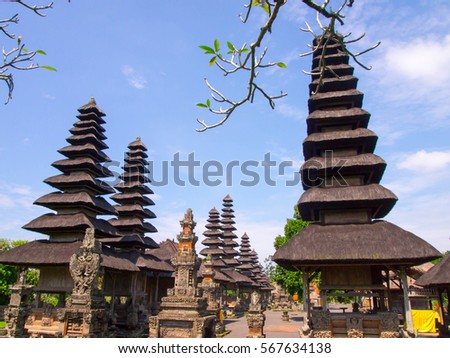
top-left (5, 269), bottom-right (32, 338)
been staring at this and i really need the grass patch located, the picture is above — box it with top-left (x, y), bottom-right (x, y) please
top-left (0, 321), bottom-right (6, 329)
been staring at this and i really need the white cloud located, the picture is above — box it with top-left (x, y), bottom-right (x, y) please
top-left (383, 35), bottom-right (450, 85)
top-left (0, 194), bottom-right (15, 208)
top-left (122, 65), bottom-right (147, 89)
top-left (387, 192), bottom-right (450, 252)
top-left (397, 150), bottom-right (450, 172)
top-left (276, 102), bottom-right (306, 121)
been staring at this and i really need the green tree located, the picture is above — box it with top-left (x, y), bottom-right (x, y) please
top-left (0, 238), bottom-right (38, 305)
top-left (265, 207), bottom-right (309, 297)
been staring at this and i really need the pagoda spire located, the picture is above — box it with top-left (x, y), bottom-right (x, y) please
top-left (273, 36), bottom-right (440, 272)
top-left (237, 233), bottom-right (256, 278)
top-left (219, 195), bottom-right (240, 268)
top-left (200, 207), bottom-right (227, 270)
top-left (23, 98), bottom-right (118, 240)
top-left (106, 137), bottom-right (158, 250)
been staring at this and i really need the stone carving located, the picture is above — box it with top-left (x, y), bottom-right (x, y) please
top-left (305, 310), bottom-right (332, 339)
top-left (5, 268), bottom-right (32, 337)
top-left (69, 228), bottom-right (101, 296)
top-left (246, 290), bottom-right (265, 338)
top-left (64, 229), bottom-right (108, 337)
top-left (347, 329), bottom-right (364, 338)
top-left (379, 312), bottom-right (400, 338)
top-left (246, 313), bottom-right (266, 338)
top-left (149, 209), bottom-right (216, 338)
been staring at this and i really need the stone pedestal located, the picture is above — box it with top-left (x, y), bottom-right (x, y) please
top-left (62, 228), bottom-right (109, 337)
top-left (246, 290), bottom-right (266, 338)
top-left (282, 311), bottom-right (290, 321)
top-left (5, 270), bottom-right (32, 338)
top-left (5, 288), bottom-right (32, 337)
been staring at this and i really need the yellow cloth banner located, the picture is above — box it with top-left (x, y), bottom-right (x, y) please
top-left (411, 309), bottom-right (440, 333)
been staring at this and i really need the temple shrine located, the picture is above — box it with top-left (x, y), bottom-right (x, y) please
top-left (272, 37), bottom-right (441, 338)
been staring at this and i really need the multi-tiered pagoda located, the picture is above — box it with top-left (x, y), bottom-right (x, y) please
top-left (237, 233), bottom-right (256, 280)
top-left (200, 208), bottom-right (227, 270)
top-left (273, 37), bottom-right (440, 338)
top-left (23, 98), bottom-right (118, 239)
top-left (104, 137), bottom-right (158, 250)
top-left (220, 195), bottom-right (240, 268)
top-left (0, 99), bottom-right (173, 337)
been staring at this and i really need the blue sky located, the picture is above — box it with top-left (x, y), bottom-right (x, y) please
top-left (0, 0), bottom-right (449, 263)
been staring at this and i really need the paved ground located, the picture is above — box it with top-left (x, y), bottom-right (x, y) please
top-left (223, 310), bottom-right (305, 338)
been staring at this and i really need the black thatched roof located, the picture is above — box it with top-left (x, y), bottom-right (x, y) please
top-left (272, 220), bottom-right (441, 270)
top-left (303, 128), bottom-right (377, 160)
top-left (44, 173), bottom-right (115, 195)
top-left (23, 212), bottom-right (119, 238)
top-left (301, 153), bottom-right (386, 189)
top-left (34, 191), bottom-right (117, 215)
top-left (298, 184), bottom-right (397, 221)
top-left (52, 157), bottom-right (113, 178)
top-left (306, 107), bottom-right (370, 135)
top-left (308, 89), bottom-right (363, 113)
top-left (0, 240), bottom-right (173, 273)
top-left (148, 239), bottom-right (177, 262)
top-left (222, 269), bottom-right (254, 285)
top-left (0, 240), bottom-right (81, 266)
top-left (77, 97), bottom-right (106, 117)
top-left (100, 234), bottom-right (159, 250)
top-left (415, 254), bottom-right (450, 287)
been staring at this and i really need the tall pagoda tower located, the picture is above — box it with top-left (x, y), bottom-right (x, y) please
top-left (273, 37), bottom-right (440, 337)
top-left (219, 195), bottom-right (240, 268)
top-left (23, 98), bottom-right (118, 240)
top-left (105, 137), bottom-right (158, 250)
top-left (199, 208), bottom-right (226, 270)
top-left (237, 233), bottom-right (257, 281)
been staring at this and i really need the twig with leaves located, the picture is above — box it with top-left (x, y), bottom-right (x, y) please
top-left (196, 0), bottom-right (287, 132)
top-left (196, 0), bottom-right (379, 132)
top-left (300, 0), bottom-right (380, 94)
top-left (0, 1), bottom-right (56, 104)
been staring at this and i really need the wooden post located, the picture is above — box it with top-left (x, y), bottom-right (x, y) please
top-left (154, 272), bottom-right (160, 303)
top-left (302, 270), bottom-right (310, 323)
top-left (399, 267), bottom-right (414, 334)
top-left (386, 269), bottom-right (392, 311)
top-left (437, 289), bottom-right (447, 334)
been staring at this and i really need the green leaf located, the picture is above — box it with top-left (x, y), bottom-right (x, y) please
top-left (209, 56), bottom-right (217, 66)
top-left (251, 0), bottom-right (260, 6)
top-left (240, 48), bottom-right (249, 53)
top-left (206, 99), bottom-right (211, 107)
top-left (199, 45), bottom-right (215, 54)
top-left (41, 65), bottom-right (57, 71)
top-left (22, 47), bottom-right (29, 53)
top-left (196, 103), bottom-right (208, 108)
top-left (36, 50), bottom-right (47, 55)
top-left (262, 3), bottom-right (270, 13)
top-left (277, 62), bottom-right (287, 68)
top-left (214, 39), bottom-right (220, 53)
top-left (227, 41), bottom-right (235, 52)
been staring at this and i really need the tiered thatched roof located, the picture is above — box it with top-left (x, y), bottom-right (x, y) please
top-left (273, 37), bottom-right (440, 268)
top-left (220, 195), bottom-right (240, 267)
top-left (103, 137), bottom-right (158, 250)
top-left (23, 98), bottom-right (118, 239)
